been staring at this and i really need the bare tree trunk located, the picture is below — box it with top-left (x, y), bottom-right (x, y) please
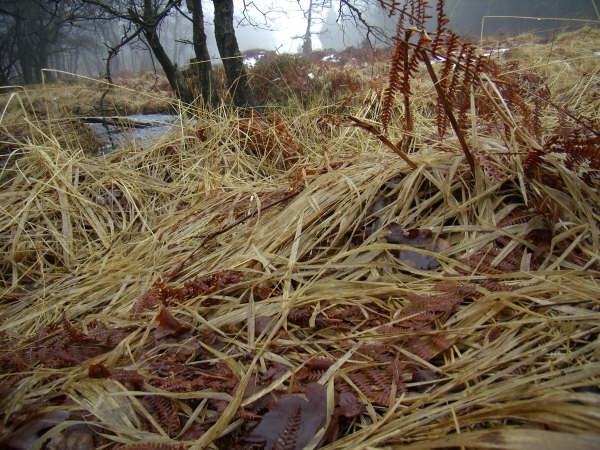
top-left (212, 0), bottom-right (257, 109)
top-left (187, 0), bottom-right (218, 106)
top-left (14, 16), bottom-right (37, 84)
top-left (140, 0), bottom-right (193, 103)
top-left (302, 0), bottom-right (313, 54)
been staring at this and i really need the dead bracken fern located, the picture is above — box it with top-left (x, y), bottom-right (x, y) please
top-left (1, 7), bottom-right (600, 450)
top-left (378, 0), bottom-right (493, 173)
top-left (373, 0), bottom-right (600, 192)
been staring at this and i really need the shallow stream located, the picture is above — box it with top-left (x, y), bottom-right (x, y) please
top-left (87, 113), bottom-right (179, 154)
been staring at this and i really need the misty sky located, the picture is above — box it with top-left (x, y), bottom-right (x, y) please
top-left (199, 0), bottom-right (323, 55)
top-left (4, 0), bottom-right (596, 83)
top-left (118, 0), bottom-right (598, 71)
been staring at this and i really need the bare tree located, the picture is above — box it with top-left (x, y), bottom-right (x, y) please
top-left (139, 0), bottom-right (192, 101)
top-left (184, 0), bottom-right (218, 106)
top-left (335, 0), bottom-right (394, 46)
top-left (293, 0), bottom-right (330, 54)
top-left (0, 13), bottom-right (18, 84)
top-left (300, 0), bottom-right (315, 53)
top-left (213, 0), bottom-right (256, 108)
top-left (82, 0), bottom-right (195, 102)
top-left (0, 0), bottom-right (93, 84)
top-left (82, 0), bottom-right (257, 108)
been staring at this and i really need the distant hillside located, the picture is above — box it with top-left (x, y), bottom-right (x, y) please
top-left (319, 0), bottom-right (598, 50)
top-left (446, 0), bottom-right (599, 38)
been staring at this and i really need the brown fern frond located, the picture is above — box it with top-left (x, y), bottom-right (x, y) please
top-left (432, 0), bottom-right (448, 52)
top-left (297, 366), bottom-right (327, 383)
top-left (348, 368), bottom-right (393, 405)
top-left (456, 43), bottom-right (477, 127)
top-left (276, 406), bottom-right (303, 450)
top-left (473, 150), bottom-right (510, 181)
top-left (287, 306), bottom-right (314, 327)
top-left (247, 383), bottom-right (327, 450)
top-left (460, 244), bottom-right (526, 275)
top-left (364, 365), bottom-right (393, 391)
top-left (497, 207), bottom-right (541, 228)
top-left (523, 148), bottom-right (562, 189)
top-left (235, 112), bottom-right (303, 167)
top-left (156, 376), bottom-right (197, 393)
top-left (380, 0), bottom-right (425, 24)
top-left (402, 31), bottom-right (431, 133)
top-left (62, 312), bottom-right (88, 342)
top-left (434, 32), bottom-right (459, 138)
top-left (546, 131), bottom-right (600, 170)
top-left (142, 395), bottom-right (181, 437)
top-left (421, 50), bottom-right (476, 173)
top-left (131, 282), bottom-right (172, 317)
top-left (446, 39), bottom-right (467, 103)
top-left (380, 1), bottom-right (488, 171)
top-left (525, 126), bottom-right (600, 192)
top-left (428, 333), bottom-right (454, 353)
top-left (404, 293), bottom-right (463, 314)
top-left (406, 337), bottom-right (440, 361)
top-left (154, 306), bottom-right (190, 340)
top-left (86, 319), bottom-right (134, 347)
top-left (131, 270), bottom-right (242, 317)
top-left (381, 0), bottom-right (432, 134)
top-left (381, 23), bottom-right (407, 131)
top-left (9, 317), bottom-right (133, 371)
top-left (377, 324), bottom-right (414, 335)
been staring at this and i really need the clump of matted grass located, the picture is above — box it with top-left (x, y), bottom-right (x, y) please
top-left (1, 30), bottom-right (600, 450)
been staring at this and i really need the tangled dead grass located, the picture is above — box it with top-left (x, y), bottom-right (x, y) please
top-left (0, 27), bottom-right (599, 450)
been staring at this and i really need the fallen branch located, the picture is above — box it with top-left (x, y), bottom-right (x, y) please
top-left (79, 116), bottom-right (156, 128)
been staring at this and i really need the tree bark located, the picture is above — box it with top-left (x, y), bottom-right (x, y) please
top-left (302, 0), bottom-right (313, 54)
top-left (142, 0), bottom-right (193, 103)
top-left (212, 0), bottom-right (257, 109)
top-left (186, 0), bottom-right (218, 106)
top-left (14, 9), bottom-right (46, 84)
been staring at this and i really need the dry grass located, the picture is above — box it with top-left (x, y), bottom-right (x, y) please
top-left (0, 27), bottom-right (599, 450)
top-left (0, 72), bottom-right (174, 161)
top-left (484, 26), bottom-right (600, 114)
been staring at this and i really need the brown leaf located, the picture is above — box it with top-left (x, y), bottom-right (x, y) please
top-left (336, 391), bottom-right (361, 418)
top-left (246, 382), bottom-right (327, 450)
top-left (88, 362), bottom-right (112, 378)
top-left (44, 424), bottom-right (95, 450)
top-left (0, 411), bottom-right (69, 450)
top-left (154, 306), bottom-right (190, 340)
top-left (386, 223), bottom-right (448, 270)
top-left (255, 315), bottom-right (277, 336)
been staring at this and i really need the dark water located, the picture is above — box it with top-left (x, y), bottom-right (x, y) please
top-left (89, 113), bottom-right (179, 154)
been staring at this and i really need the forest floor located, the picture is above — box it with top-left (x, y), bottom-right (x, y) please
top-left (0, 26), bottom-right (599, 450)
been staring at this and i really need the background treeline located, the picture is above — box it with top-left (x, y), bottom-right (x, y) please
top-left (0, 0), bottom-right (598, 88)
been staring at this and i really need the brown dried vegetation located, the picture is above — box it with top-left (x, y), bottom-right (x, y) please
top-left (1, 1), bottom-right (599, 449)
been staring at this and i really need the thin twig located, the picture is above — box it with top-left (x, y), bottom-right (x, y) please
top-left (346, 115), bottom-right (418, 169)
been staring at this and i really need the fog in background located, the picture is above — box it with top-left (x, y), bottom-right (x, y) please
top-left (100, 0), bottom-right (600, 75)
top-left (1, 0), bottom-right (598, 83)
top-left (319, 0), bottom-right (599, 49)
top-left (92, 0), bottom-right (312, 76)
